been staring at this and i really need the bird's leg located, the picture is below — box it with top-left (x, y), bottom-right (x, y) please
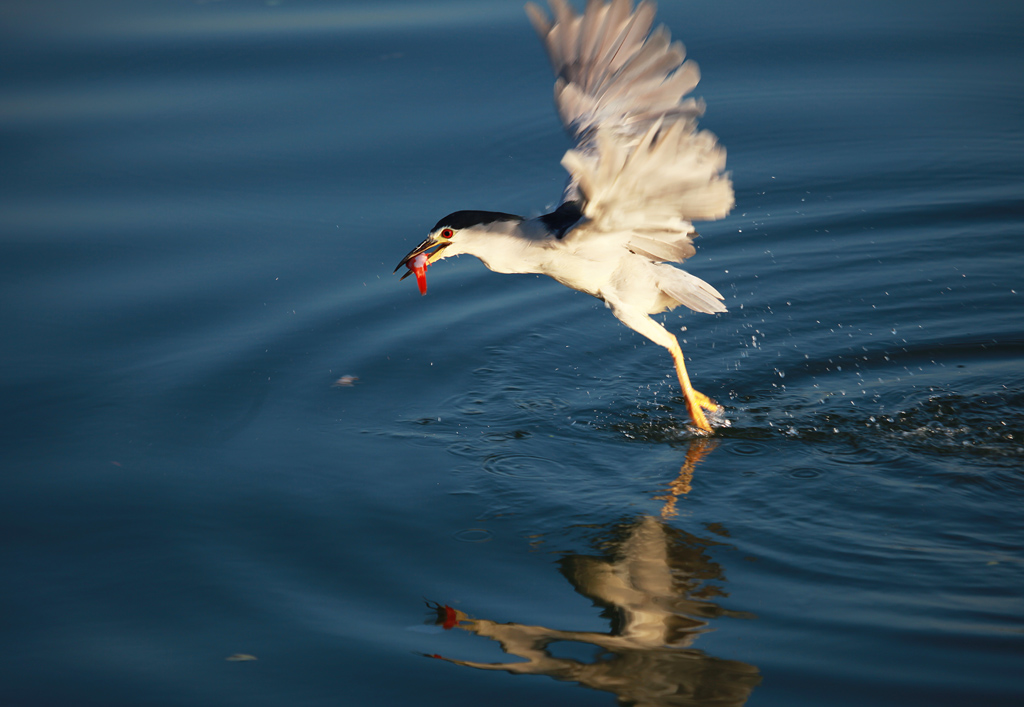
top-left (667, 339), bottom-right (720, 433)
top-left (605, 302), bottom-right (721, 433)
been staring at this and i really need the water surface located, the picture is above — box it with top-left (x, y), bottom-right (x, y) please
top-left (2, 1), bottom-right (1023, 705)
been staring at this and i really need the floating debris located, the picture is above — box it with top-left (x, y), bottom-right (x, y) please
top-left (226, 654), bottom-right (258, 662)
top-left (332, 375), bottom-right (359, 387)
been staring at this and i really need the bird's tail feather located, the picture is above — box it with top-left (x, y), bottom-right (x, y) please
top-left (657, 264), bottom-right (726, 314)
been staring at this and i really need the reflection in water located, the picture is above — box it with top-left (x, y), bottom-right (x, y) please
top-left (425, 507), bottom-right (760, 705)
top-left (655, 438), bottom-right (718, 518)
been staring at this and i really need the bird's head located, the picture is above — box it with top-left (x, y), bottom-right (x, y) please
top-left (394, 210), bottom-right (523, 294)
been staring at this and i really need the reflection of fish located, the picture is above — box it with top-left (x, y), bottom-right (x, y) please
top-left (425, 600), bottom-right (462, 630)
top-left (424, 516), bottom-right (760, 706)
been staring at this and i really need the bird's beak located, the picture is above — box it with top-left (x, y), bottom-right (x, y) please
top-left (393, 236), bottom-right (450, 279)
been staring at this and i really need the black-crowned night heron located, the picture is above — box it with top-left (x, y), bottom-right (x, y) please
top-left (396, 0), bottom-right (733, 432)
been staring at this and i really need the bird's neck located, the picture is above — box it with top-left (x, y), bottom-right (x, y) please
top-left (459, 219), bottom-right (552, 275)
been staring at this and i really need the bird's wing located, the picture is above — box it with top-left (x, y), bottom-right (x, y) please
top-left (526, 0), bottom-right (733, 255)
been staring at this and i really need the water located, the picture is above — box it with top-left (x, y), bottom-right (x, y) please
top-left (2, 1), bottom-right (1022, 705)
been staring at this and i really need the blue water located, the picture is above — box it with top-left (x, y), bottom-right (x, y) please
top-left (2, 1), bottom-right (1023, 705)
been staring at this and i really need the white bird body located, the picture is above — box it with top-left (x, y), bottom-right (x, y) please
top-left (396, 0), bottom-right (734, 432)
top-left (446, 216), bottom-right (724, 316)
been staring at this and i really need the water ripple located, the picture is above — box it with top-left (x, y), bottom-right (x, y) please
top-left (725, 441), bottom-right (768, 457)
top-left (453, 528), bottom-right (493, 543)
top-left (787, 467), bottom-right (822, 479)
top-left (481, 452), bottom-right (566, 478)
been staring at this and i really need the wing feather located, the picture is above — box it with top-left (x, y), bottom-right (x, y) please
top-left (528, 0), bottom-right (733, 262)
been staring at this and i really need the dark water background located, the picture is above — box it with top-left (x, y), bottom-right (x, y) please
top-left (2, 1), bottom-right (1023, 705)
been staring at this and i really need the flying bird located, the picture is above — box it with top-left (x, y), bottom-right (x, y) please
top-left (395, 0), bottom-right (734, 432)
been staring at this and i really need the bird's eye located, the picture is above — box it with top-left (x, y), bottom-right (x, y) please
top-left (441, 228), bottom-right (454, 239)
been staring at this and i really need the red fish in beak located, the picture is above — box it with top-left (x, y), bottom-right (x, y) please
top-left (407, 252), bottom-right (429, 295)
top-left (395, 235), bottom-right (449, 295)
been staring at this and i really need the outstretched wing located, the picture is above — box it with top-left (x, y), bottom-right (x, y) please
top-left (526, 0), bottom-right (733, 256)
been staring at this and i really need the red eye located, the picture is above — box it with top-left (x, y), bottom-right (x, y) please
top-left (441, 228), bottom-right (454, 238)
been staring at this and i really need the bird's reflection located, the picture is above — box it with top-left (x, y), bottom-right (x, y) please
top-left (655, 437), bottom-right (717, 518)
top-left (424, 445), bottom-right (760, 705)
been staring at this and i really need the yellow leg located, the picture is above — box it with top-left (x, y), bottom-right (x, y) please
top-left (602, 300), bottom-right (721, 433)
top-left (668, 340), bottom-right (720, 433)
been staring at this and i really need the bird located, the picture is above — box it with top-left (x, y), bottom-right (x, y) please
top-left (395, 0), bottom-right (734, 433)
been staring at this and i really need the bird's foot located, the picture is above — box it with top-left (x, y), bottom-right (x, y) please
top-left (686, 389), bottom-right (722, 434)
top-left (668, 343), bottom-right (723, 434)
